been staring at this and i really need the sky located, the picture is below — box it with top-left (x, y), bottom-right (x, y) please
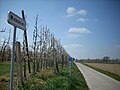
top-left (0, 0), bottom-right (120, 59)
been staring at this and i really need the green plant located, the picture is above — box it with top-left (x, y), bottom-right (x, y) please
top-left (19, 63), bottom-right (89, 90)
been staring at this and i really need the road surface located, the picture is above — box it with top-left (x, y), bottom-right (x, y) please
top-left (75, 62), bottom-right (120, 90)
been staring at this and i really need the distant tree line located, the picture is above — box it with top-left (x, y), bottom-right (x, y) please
top-left (77, 57), bottom-right (120, 64)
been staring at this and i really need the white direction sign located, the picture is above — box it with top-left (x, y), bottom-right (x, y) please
top-left (7, 11), bottom-right (26, 30)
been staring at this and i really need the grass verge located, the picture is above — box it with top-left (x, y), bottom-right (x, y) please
top-left (0, 61), bottom-right (11, 76)
top-left (19, 63), bottom-right (89, 90)
top-left (0, 61), bottom-right (89, 90)
top-left (0, 61), bottom-right (17, 90)
top-left (82, 63), bottom-right (120, 82)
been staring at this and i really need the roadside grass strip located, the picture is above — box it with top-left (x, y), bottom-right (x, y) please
top-left (82, 63), bottom-right (120, 82)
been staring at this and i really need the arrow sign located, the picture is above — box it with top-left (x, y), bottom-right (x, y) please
top-left (7, 11), bottom-right (26, 30)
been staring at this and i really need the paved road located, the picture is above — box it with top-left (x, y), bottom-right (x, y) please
top-left (75, 62), bottom-right (120, 90)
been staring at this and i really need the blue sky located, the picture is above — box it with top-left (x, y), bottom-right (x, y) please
top-left (0, 0), bottom-right (120, 59)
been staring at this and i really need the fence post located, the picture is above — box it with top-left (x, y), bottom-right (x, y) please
top-left (16, 41), bottom-right (23, 84)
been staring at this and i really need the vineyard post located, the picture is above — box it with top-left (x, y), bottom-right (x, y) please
top-left (16, 41), bottom-right (23, 84)
top-left (22, 10), bottom-right (31, 73)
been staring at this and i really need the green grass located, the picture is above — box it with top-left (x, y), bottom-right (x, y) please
top-left (19, 63), bottom-right (89, 90)
top-left (0, 62), bottom-right (10, 76)
top-left (0, 61), bottom-right (17, 76)
top-left (0, 61), bottom-right (11, 76)
top-left (0, 61), bottom-right (17, 90)
top-left (83, 63), bottom-right (120, 82)
top-left (43, 64), bottom-right (89, 90)
top-left (0, 61), bottom-right (89, 90)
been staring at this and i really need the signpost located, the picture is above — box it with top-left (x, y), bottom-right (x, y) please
top-left (69, 57), bottom-right (72, 68)
top-left (69, 57), bottom-right (72, 76)
top-left (7, 11), bottom-right (26, 90)
top-left (8, 11), bottom-right (26, 30)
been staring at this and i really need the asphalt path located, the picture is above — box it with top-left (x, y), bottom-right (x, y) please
top-left (75, 62), bottom-right (120, 90)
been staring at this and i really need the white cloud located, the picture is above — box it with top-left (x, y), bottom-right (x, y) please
top-left (63, 43), bottom-right (83, 59)
top-left (66, 7), bottom-right (76, 16)
top-left (64, 44), bottom-right (81, 49)
top-left (77, 18), bottom-right (98, 22)
top-left (64, 27), bottom-right (91, 39)
top-left (77, 9), bottom-right (88, 15)
top-left (77, 18), bottom-right (89, 22)
top-left (65, 7), bottom-right (87, 17)
top-left (68, 27), bottom-right (91, 34)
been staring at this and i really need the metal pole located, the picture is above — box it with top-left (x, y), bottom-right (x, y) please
top-left (10, 26), bottom-right (16, 90)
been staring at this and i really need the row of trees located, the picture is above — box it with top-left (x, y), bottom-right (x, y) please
top-left (0, 29), bottom-right (11, 61)
top-left (0, 15), bottom-right (70, 85)
top-left (23, 15), bottom-right (69, 76)
top-left (0, 16), bottom-right (70, 89)
top-left (0, 9), bottom-right (72, 90)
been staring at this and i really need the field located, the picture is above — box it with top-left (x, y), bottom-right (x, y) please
top-left (84, 63), bottom-right (120, 76)
top-left (83, 63), bottom-right (120, 81)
